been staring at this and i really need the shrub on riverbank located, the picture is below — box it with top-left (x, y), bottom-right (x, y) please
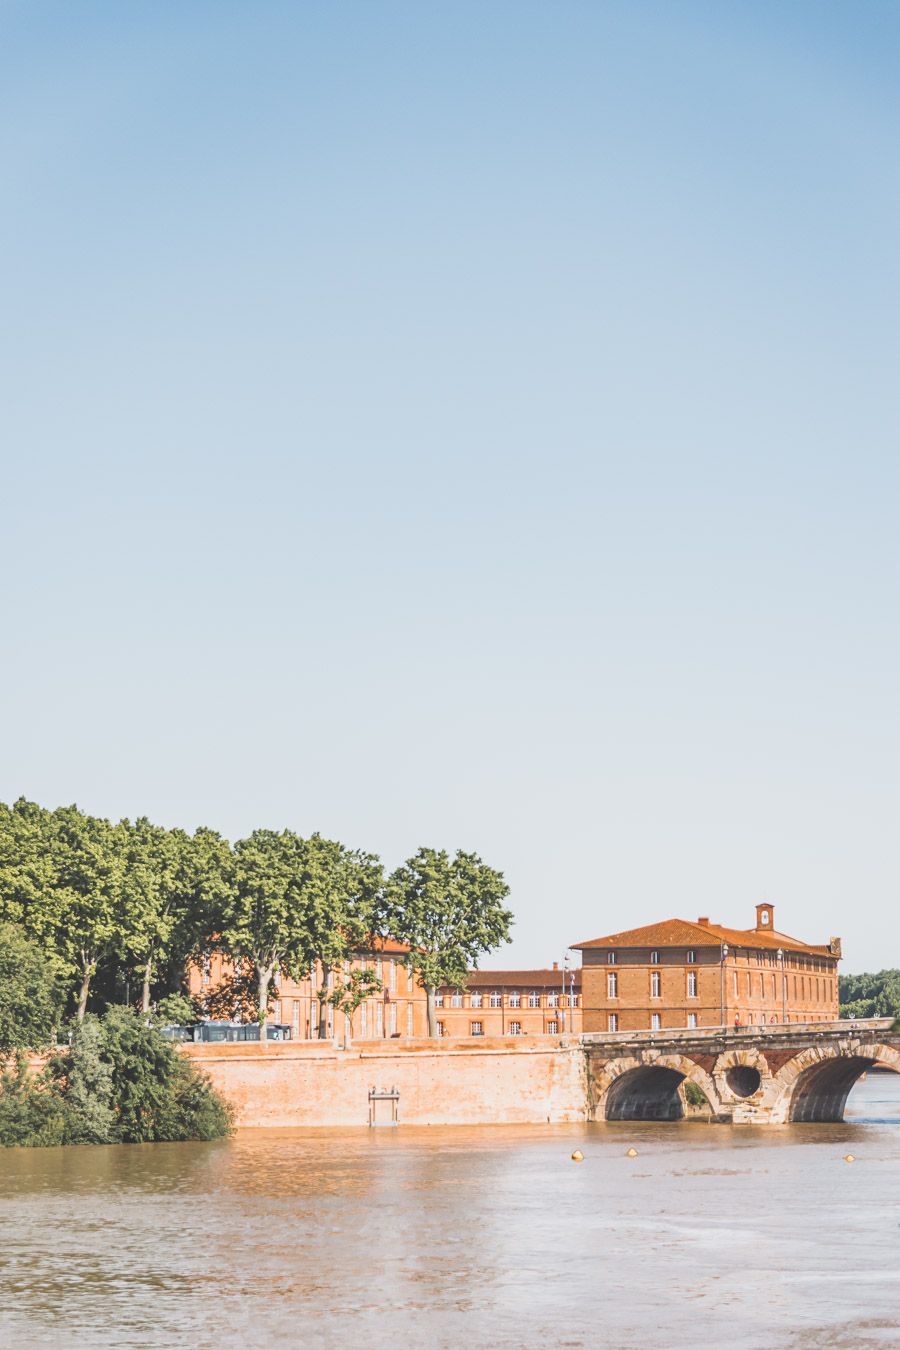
top-left (0, 1008), bottom-right (232, 1148)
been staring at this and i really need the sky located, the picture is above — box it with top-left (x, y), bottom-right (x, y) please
top-left (1, 1), bottom-right (898, 974)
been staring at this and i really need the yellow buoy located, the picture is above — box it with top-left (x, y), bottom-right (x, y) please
top-left (626, 1147), bottom-right (638, 1158)
top-left (571, 1149), bottom-right (584, 1162)
top-left (843, 1154), bottom-right (855, 1164)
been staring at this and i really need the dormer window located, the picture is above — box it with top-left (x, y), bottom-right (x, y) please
top-left (687, 949), bottom-right (696, 964)
top-left (650, 950), bottom-right (659, 964)
top-left (607, 952), bottom-right (617, 965)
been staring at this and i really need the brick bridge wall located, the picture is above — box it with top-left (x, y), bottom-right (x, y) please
top-left (585, 1019), bottom-right (900, 1123)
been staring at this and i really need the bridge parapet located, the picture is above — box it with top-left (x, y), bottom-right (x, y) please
top-left (581, 1019), bottom-right (900, 1125)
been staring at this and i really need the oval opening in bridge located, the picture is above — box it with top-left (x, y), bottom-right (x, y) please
top-left (726, 1066), bottom-right (761, 1098)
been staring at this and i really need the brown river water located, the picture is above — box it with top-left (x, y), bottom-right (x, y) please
top-left (1, 1073), bottom-right (898, 1349)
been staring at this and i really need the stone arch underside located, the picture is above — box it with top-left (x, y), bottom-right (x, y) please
top-left (780, 1043), bottom-right (900, 1123)
top-left (597, 1055), bottom-right (721, 1122)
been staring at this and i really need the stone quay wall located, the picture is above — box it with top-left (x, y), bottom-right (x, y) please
top-left (180, 1036), bottom-right (589, 1129)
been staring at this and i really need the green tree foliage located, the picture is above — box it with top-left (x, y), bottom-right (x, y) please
top-left (839, 970), bottom-right (900, 1022)
top-left (320, 967), bottom-right (382, 1043)
top-left (383, 847), bottom-right (513, 1035)
top-left (0, 924), bottom-right (66, 1056)
top-left (0, 1009), bottom-right (232, 1148)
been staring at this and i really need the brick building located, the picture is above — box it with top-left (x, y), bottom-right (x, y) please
top-left (188, 948), bottom-right (581, 1040)
top-left (434, 966), bottom-right (582, 1038)
top-left (574, 904), bottom-right (840, 1034)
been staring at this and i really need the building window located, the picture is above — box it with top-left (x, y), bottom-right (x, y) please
top-left (651, 1013), bottom-right (661, 1031)
top-left (607, 971), bottom-right (618, 998)
top-left (608, 1013), bottom-right (619, 1031)
top-left (687, 1012), bottom-right (698, 1028)
top-left (390, 1003), bottom-right (397, 1034)
top-left (435, 1021), bottom-right (445, 1037)
top-left (547, 1019), bottom-right (559, 1035)
top-left (687, 971), bottom-right (698, 998)
top-left (567, 994), bottom-right (578, 1007)
top-left (528, 992), bottom-right (540, 1008)
top-left (508, 1021), bottom-right (522, 1035)
top-left (548, 992), bottom-right (559, 1007)
top-left (509, 992), bottom-right (521, 1008)
top-left (470, 1021), bottom-right (483, 1037)
top-left (450, 992), bottom-right (462, 1008)
top-left (687, 949), bottom-right (696, 964)
top-left (407, 1003), bottom-right (413, 1036)
top-left (489, 991), bottom-right (502, 1008)
top-left (361, 1002), bottom-right (367, 1036)
top-left (390, 959), bottom-right (397, 990)
top-left (435, 992), bottom-right (444, 1007)
top-left (650, 950), bottom-right (659, 965)
top-left (651, 971), bottom-right (661, 998)
top-left (607, 952), bottom-right (617, 965)
top-left (470, 991), bottom-right (483, 1008)
top-left (201, 957), bottom-right (211, 988)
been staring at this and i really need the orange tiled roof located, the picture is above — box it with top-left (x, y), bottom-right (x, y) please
top-left (571, 917), bottom-right (835, 958)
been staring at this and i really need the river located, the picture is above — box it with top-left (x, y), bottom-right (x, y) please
top-left (1, 1073), bottom-right (898, 1349)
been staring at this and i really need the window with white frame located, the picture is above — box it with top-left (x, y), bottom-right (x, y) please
top-left (650, 971), bottom-right (661, 998)
top-left (687, 1012), bottom-right (698, 1028)
top-left (607, 951), bottom-right (617, 964)
top-left (470, 991), bottom-right (483, 1008)
top-left (651, 1012), bottom-right (661, 1030)
top-left (509, 991), bottom-right (521, 1008)
top-left (390, 1003), bottom-right (397, 1034)
top-left (450, 992), bottom-right (462, 1008)
top-left (436, 1021), bottom-right (444, 1036)
top-left (687, 971), bottom-right (698, 998)
top-left (390, 959), bottom-right (397, 990)
top-left (650, 949), bottom-right (659, 965)
top-left (489, 991), bottom-right (502, 1008)
top-left (687, 949), bottom-right (696, 964)
top-left (434, 992), bottom-right (444, 1007)
top-left (470, 1021), bottom-right (483, 1036)
top-left (608, 1013), bottom-right (619, 1031)
top-left (407, 1003), bottom-right (413, 1036)
top-left (547, 992), bottom-right (559, 1007)
top-left (607, 971), bottom-right (618, 998)
top-left (567, 993), bottom-right (578, 1007)
top-left (508, 1021), bottom-right (522, 1035)
top-left (528, 992), bottom-right (540, 1008)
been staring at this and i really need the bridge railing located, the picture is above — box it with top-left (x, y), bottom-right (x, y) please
top-left (581, 1017), bottom-right (893, 1047)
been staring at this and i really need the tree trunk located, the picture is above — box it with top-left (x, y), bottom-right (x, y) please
top-left (258, 966), bottom-right (271, 1051)
top-left (318, 992), bottom-right (328, 1041)
top-left (426, 985), bottom-right (437, 1038)
top-left (141, 955), bottom-right (153, 1014)
top-left (76, 965), bottom-right (92, 1023)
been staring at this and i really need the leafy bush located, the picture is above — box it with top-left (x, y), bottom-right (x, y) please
top-left (0, 924), bottom-right (65, 1055)
top-left (839, 971), bottom-right (900, 1021)
top-left (683, 1080), bottom-right (709, 1108)
top-left (1, 1008), bottom-right (232, 1148)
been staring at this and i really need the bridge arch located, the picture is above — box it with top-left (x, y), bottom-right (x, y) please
top-left (596, 1053), bottom-right (721, 1122)
top-left (775, 1042), bottom-right (900, 1123)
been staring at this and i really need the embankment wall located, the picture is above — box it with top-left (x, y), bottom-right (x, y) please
top-left (180, 1036), bottom-right (589, 1128)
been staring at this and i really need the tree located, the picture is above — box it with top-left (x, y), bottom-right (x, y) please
top-left (0, 924), bottom-right (66, 1057)
top-left (319, 967), bottom-right (382, 1045)
top-left (218, 829), bottom-right (319, 1046)
top-left (840, 970), bottom-right (900, 1022)
top-left (382, 848), bottom-right (513, 1036)
top-left (302, 837), bottom-right (383, 1039)
top-left (118, 819), bottom-right (231, 1012)
top-left (45, 805), bottom-right (123, 1021)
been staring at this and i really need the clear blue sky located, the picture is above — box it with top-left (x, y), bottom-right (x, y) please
top-left (2, 2), bottom-right (898, 974)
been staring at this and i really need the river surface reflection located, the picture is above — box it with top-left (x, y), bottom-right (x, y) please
top-left (1, 1074), bottom-right (898, 1348)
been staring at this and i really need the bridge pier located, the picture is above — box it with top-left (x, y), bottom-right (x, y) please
top-left (583, 1019), bottom-right (899, 1125)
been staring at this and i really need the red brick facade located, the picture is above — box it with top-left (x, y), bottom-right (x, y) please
top-left (574, 904), bottom-right (840, 1034)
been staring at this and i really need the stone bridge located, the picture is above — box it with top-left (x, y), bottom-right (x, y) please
top-left (583, 1018), bottom-right (900, 1124)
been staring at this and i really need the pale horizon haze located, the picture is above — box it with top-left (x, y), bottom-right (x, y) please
top-left (2, 2), bottom-right (898, 974)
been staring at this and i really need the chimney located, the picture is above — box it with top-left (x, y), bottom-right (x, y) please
top-left (756, 903), bottom-right (774, 931)
top-left (552, 961), bottom-right (558, 971)
top-left (697, 916), bottom-right (710, 926)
